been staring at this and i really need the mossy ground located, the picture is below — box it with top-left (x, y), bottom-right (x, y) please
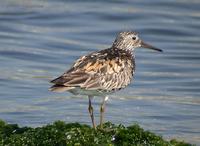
top-left (0, 120), bottom-right (194, 146)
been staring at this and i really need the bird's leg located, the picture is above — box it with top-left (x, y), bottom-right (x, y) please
top-left (100, 96), bottom-right (108, 129)
top-left (88, 96), bottom-right (96, 129)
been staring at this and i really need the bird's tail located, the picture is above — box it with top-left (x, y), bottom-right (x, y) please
top-left (49, 85), bottom-right (75, 92)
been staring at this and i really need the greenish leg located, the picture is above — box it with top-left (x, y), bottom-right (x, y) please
top-left (88, 96), bottom-right (96, 129)
top-left (100, 96), bottom-right (108, 129)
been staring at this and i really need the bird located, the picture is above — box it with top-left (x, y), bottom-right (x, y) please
top-left (49, 31), bottom-right (162, 129)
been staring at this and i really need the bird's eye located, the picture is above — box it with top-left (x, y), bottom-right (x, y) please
top-left (132, 36), bottom-right (137, 40)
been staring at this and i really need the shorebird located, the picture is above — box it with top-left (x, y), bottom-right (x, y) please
top-left (49, 31), bottom-right (162, 129)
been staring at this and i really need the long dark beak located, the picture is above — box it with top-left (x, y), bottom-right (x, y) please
top-left (141, 41), bottom-right (163, 52)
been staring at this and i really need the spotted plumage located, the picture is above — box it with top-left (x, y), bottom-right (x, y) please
top-left (50, 31), bottom-right (162, 129)
top-left (50, 48), bottom-right (135, 94)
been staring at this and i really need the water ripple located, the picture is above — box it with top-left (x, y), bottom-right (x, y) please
top-left (0, 0), bottom-right (199, 145)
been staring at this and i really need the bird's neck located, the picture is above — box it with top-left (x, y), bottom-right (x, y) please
top-left (112, 41), bottom-right (134, 51)
top-left (111, 45), bottom-right (134, 54)
top-left (110, 46), bottom-right (135, 60)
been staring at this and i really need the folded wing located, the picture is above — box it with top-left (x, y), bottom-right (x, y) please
top-left (50, 48), bottom-right (134, 92)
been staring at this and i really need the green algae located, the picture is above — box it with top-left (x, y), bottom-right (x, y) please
top-left (0, 120), bottom-right (194, 146)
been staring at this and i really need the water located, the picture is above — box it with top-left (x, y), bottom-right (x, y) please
top-left (0, 0), bottom-right (200, 144)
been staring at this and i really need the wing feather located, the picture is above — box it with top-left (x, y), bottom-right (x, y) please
top-left (50, 48), bottom-right (134, 92)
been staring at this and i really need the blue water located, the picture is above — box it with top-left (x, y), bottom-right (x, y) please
top-left (0, 0), bottom-right (200, 144)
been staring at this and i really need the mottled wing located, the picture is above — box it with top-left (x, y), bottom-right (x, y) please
top-left (50, 48), bottom-right (134, 92)
top-left (50, 51), bottom-right (102, 87)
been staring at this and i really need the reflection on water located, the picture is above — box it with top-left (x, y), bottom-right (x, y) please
top-left (0, 0), bottom-right (200, 144)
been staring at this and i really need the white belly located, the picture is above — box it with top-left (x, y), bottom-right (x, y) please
top-left (68, 87), bottom-right (114, 97)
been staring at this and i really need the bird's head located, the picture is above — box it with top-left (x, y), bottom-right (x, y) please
top-left (112, 31), bottom-right (162, 52)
